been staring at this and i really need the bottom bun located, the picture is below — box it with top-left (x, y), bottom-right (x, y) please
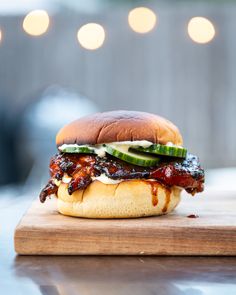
top-left (57, 180), bottom-right (181, 219)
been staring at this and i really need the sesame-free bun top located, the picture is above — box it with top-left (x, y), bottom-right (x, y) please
top-left (56, 110), bottom-right (183, 147)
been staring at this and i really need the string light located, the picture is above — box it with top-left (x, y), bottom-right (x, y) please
top-left (188, 17), bottom-right (215, 44)
top-left (77, 23), bottom-right (105, 50)
top-left (23, 10), bottom-right (50, 36)
top-left (128, 7), bottom-right (157, 34)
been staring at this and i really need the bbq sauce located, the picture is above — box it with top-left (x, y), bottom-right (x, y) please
top-left (150, 181), bottom-right (158, 207)
top-left (187, 214), bottom-right (199, 218)
top-left (143, 180), bottom-right (159, 207)
top-left (162, 188), bottom-right (171, 213)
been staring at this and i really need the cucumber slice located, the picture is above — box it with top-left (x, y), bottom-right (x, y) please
top-left (105, 144), bottom-right (160, 167)
top-left (59, 145), bottom-right (95, 154)
top-left (134, 144), bottom-right (187, 158)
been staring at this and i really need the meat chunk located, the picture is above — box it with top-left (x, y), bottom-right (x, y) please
top-left (39, 152), bottom-right (204, 202)
top-left (39, 180), bottom-right (58, 203)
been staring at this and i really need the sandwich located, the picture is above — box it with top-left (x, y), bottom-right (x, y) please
top-left (39, 110), bottom-right (204, 218)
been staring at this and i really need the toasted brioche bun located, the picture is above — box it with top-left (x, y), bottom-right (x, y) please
top-left (56, 110), bottom-right (183, 147)
top-left (57, 180), bottom-right (181, 218)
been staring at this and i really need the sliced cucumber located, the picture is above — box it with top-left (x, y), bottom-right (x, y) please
top-left (105, 144), bottom-right (160, 167)
top-left (134, 144), bottom-right (187, 158)
top-left (59, 145), bottom-right (95, 154)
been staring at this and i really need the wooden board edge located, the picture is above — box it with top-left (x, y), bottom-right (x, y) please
top-left (14, 225), bottom-right (236, 256)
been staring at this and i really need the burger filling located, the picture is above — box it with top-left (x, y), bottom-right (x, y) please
top-left (39, 145), bottom-right (204, 203)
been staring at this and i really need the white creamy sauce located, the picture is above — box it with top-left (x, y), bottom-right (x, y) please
top-left (53, 174), bottom-right (121, 186)
top-left (59, 144), bottom-right (83, 150)
top-left (166, 141), bottom-right (182, 148)
top-left (92, 174), bottom-right (122, 185)
top-left (93, 145), bottom-right (107, 157)
top-left (59, 140), bottom-right (153, 157)
top-left (62, 175), bottom-right (72, 183)
top-left (110, 140), bottom-right (153, 148)
top-left (53, 174), bottom-right (71, 186)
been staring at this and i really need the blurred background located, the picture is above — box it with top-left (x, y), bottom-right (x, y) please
top-left (0, 0), bottom-right (235, 188)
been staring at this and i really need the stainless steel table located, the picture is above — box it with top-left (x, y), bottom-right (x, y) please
top-left (1, 178), bottom-right (236, 295)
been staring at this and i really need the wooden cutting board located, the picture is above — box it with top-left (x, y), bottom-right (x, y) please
top-left (14, 189), bottom-right (236, 255)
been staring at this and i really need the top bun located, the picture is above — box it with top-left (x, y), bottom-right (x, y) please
top-left (56, 110), bottom-right (183, 147)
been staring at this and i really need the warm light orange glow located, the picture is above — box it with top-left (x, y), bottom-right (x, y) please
top-left (0, 30), bottom-right (2, 43)
top-left (23, 10), bottom-right (50, 36)
top-left (128, 7), bottom-right (157, 34)
top-left (188, 17), bottom-right (215, 44)
top-left (77, 23), bottom-right (105, 50)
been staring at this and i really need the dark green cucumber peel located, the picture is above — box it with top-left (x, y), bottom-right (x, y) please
top-left (59, 146), bottom-right (95, 154)
top-left (134, 144), bottom-right (187, 158)
top-left (105, 144), bottom-right (160, 167)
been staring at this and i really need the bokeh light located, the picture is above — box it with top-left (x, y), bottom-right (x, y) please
top-left (188, 17), bottom-right (215, 44)
top-left (0, 29), bottom-right (2, 43)
top-left (23, 10), bottom-right (50, 36)
top-left (77, 23), bottom-right (105, 50)
top-left (128, 7), bottom-right (157, 34)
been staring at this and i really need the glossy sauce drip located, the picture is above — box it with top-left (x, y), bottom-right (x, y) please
top-left (162, 188), bottom-right (171, 212)
top-left (151, 182), bottom-right (158, 207)
top-left (144, 180), bottom-right (159, 207)
top-left (187, 214), bottom-right (199, 218)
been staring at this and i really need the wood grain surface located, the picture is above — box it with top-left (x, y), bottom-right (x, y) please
top-left (14, 189), bottom-right (236, 255)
